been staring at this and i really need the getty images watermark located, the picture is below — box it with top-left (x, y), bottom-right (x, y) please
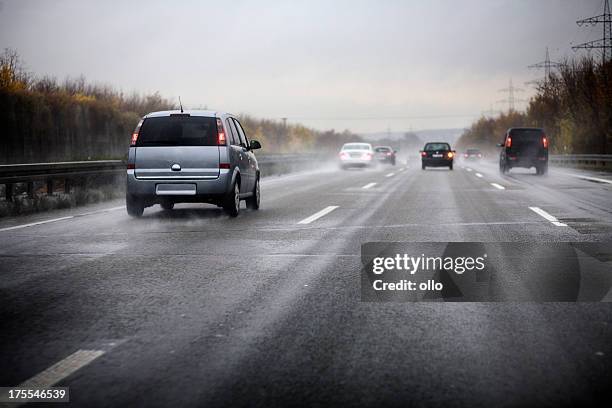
top-left (361, 242), bottom-right (612, 302)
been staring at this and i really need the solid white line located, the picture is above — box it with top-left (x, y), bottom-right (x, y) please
top-left (362, 182), bottom-right (377, 189)
top-left (529, 206), bottom-right (567, 227)
top-left (298, 206), bottom-right (339, 224)
top-left (571, 174), bottom-right (612, 185)
top-left (0, 216), bottom-right (74, 232)
top-left (20, 349), bottom-right (104, 388)
top-left (491, 183), bottom-right (506, 190)
top-left (385, 173), bottom-right (395, 177)
top-left (77, 206), bottom-right (125, 217)
top-left (475, 173), bottom-right (483, 178)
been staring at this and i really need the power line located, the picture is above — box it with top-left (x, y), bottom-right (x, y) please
top-left (572, 0), bottom-right (612, 63)
top-left (528, 47), bottom-right (564, 87)
top-left (497, 78), bottom-right (527, 112)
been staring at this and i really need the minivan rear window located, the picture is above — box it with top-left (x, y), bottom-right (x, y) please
top-left (137, 116), bottom-right (218, 146)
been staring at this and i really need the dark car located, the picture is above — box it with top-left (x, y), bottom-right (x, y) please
top-left (373, 146), bottom-right (397, 165)
top-left (463, 148), bottom-right (482, 160)
top-left (421, 142), bottom-right (455, 170)
top-left (498, 127), bottom-right (548, 175)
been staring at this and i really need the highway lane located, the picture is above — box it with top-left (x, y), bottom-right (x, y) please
top-left (1, 161), bottom-right (612, 407)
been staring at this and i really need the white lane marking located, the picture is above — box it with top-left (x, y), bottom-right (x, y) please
top-left (491, 183), bottom-right (506, 190)
top-left (77, 206), bottom-right (125, 217)
top-left (298, 206), bottom-right (339, 224)
top-left (0, 216), bottom-right (74, 232)
top-left (385, 172), bottom-right (395, 177)
top-left (0, 206), bottom-right (125, 232)
top-left (529, 206), bottom-right (568, 227)
top-left (466, 168), bottom-right (472, 172)
top-left (399, 167), bottom-right (405, 171)
top-left (362, 182), bottom-right (377, 189)
top-left (475, 172), bottom-right (483, 178)
top-left (5, 350), bottom-right (104, 400)
top-left (569, 174), bottom-right (612, 185)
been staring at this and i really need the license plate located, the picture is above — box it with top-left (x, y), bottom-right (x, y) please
top-left (432, 154), bottom-right (443, 158)
top-left (156, 184), bottom-right (196, 195)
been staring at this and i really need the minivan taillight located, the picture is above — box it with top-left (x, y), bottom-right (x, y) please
top-left (542, 135), bottom-right (548, 148)
top-left (130, 119), bottom-right (143, 146)
top-left (505, 136), bottom-right (512, 148)
top-left (216, 118), bottom-right (226, 145)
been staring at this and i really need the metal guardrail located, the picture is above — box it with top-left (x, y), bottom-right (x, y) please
top-left (0, 154), bottom-right (327, 201)
top-left (549, 154), bottom-right (612, 168)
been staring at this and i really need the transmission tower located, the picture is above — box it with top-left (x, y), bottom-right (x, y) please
top-left (497, 78), bottom-right (526, 112)
top-left (528, 47), bottom-right (564, 87)
top-left (572, 0), bottom-right (612, 63)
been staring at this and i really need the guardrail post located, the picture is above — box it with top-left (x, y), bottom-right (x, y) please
top-left (46, 179), bottom-right (53, 195)
top-left (5, 183), bottom-right (13, 201)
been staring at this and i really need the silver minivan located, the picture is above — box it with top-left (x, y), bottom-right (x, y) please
top-left (126, 110), bottom-right (261, 217)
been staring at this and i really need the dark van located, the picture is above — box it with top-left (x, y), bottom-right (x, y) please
top-left (498, 128), bottom-right (548, 175)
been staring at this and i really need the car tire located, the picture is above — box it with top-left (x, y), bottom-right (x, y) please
top-left (223, 181), bottom-right (240, 217)
top-left (126, 195), bottom-right (144, 217)
top-left (160, 202), bottom-right (174, 210)
top-left (449, 163), bottom-right (453, 170)
top-left (537, 164), bottom-right (548, 176)
top-left (246, 177), bottom-right (260, 210)
top-left (422, 163), bottom-right (426, 170)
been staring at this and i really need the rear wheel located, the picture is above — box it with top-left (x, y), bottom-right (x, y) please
top-left (422, 163), bottom-right (426, 170)
top-left (223, 181), bottom-right (240, 217)
top-left (126, 195), bottom-right (144, 217)
top-left (449, 162), bottom-right (453, 170)
top-left (536, 164), bottom-right (548, 176)
top-left (246, 177), bottom-right (260, 210)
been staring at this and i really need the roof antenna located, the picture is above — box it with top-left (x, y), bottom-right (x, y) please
top-left (178, 96), bottom-right (184, 113)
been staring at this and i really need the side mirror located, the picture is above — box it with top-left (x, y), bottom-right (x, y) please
top-left (249, 140), bottom-right (262, 150)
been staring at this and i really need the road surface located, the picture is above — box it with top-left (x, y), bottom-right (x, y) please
top-left (1, 160), bottom-right (612, 407)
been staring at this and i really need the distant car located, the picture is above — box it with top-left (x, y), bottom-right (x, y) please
top-left (373, 146), bottom-right (397, 165)
top-left (463, 148), bottom-right (483, 160)
top-left (126, 110), bottom-right (262, 217)
top-left (498, 127), bottom-right (548, 175)
top-left (420, 142), bottom-right (455, 170)
top-left (338, 143), bottom-right (374, 169)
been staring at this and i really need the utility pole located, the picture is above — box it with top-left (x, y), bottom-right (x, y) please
top-left (482, 104), bottom-right (501, 118)
top-left (497, 78), bottom-right (526, 112)
top-left (528, 47), bottom-right (563, 87)
top-left (572, 0), bottom-right (612, 63)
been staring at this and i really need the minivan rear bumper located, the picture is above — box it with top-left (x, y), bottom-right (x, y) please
top-left (126, 169), bottom-right (232, 203)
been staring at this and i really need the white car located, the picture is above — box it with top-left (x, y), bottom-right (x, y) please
top-left (338, 143), bottom-right (375, 169)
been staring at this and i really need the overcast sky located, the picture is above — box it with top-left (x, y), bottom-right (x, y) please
top-left (0, 0), bottom-right (605, 132)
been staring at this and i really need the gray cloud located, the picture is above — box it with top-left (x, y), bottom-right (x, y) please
top-left (0, 0), bottom-right (602, 132)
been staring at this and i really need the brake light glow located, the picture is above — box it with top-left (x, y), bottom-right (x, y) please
top-left (339, 152), bottom-right (349, 160)
top-left (130, 119), bottom-right (143, 146)
top-left (464, 153), bottom-right (469, 158)
top-left (447, 151), bottom-right (454, 159)
top-left (542, 135), bottom-right (548, 148)
top-left (421, 151), bottom-right (427, 157)
top-left (478, 153), bottom-right (482, 158)
top-left (505, 136), bottom-right (512, 148)
top-left (216, 118), bottom-right (226, 145)
top-left (219, 163), bottom-right (230, 169)
top-left (362, 152), bottom-right (373, 160)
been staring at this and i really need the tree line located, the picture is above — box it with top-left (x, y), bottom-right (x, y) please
top-left (457, 57), bottom-right (612, 155)
top-left (0, 49), bottom-right (360, 164)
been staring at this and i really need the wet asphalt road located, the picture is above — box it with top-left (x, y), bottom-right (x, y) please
top-left (1, 160), bottom-right (612, 407)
